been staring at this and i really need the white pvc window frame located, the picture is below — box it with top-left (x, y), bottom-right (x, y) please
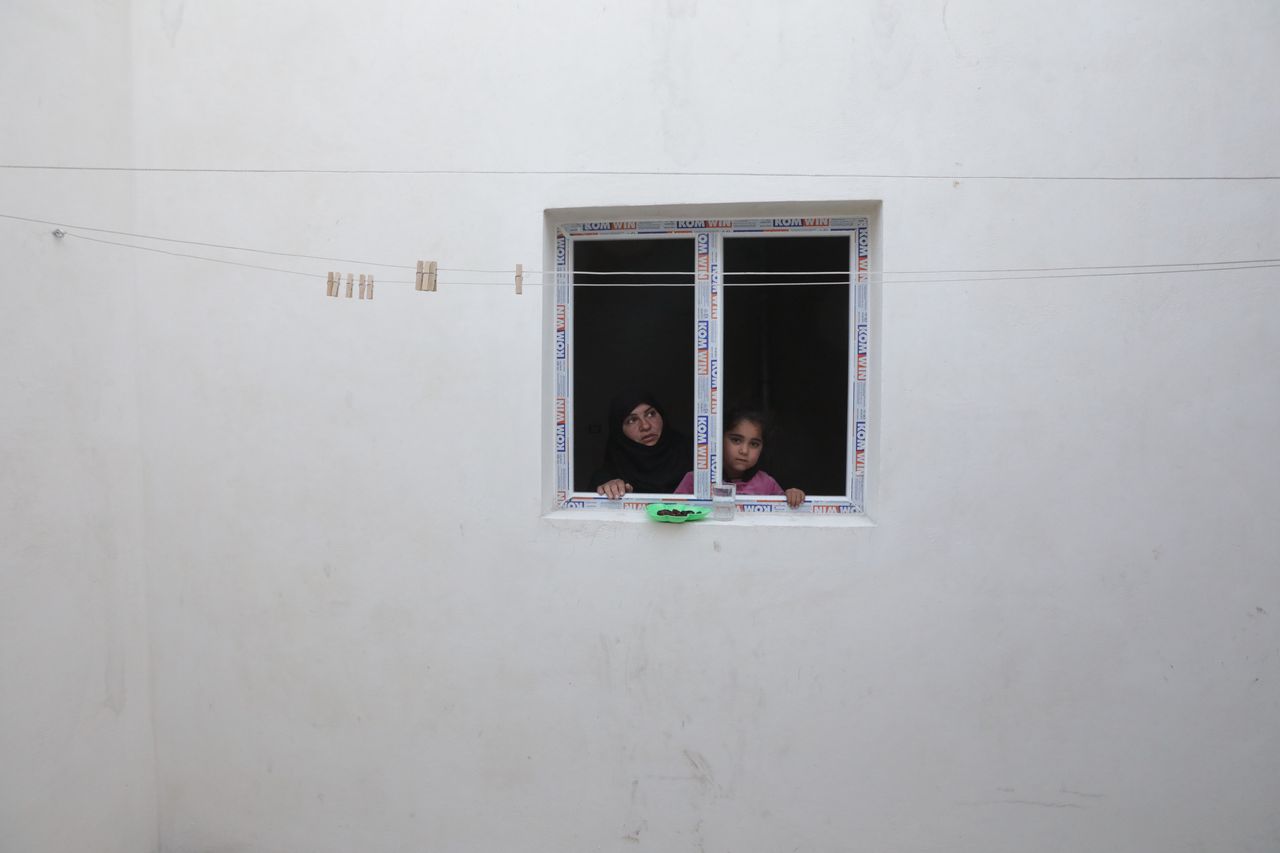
top-left (554, 216), bottom-right (870, 515)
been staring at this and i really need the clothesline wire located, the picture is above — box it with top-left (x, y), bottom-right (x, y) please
top-left (59, 232), bottom-right (1280, 287)
top-left (0, 212), bottom-right (411, 270)
top-left (64, 233), bottom-right (324, 279)
top-left (2, 163), bottom-right (1279, 181)
top-left (6, 212), bottom-right (1278, 279)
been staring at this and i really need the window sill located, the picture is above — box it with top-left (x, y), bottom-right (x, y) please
top-left (542, 507), bottom-right (875, 528)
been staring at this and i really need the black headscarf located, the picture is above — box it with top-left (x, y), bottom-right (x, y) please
top-left (589, 390), bottom-right (692, 494)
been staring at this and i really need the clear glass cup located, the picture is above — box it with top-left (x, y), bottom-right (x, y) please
top-left (711, 482), bottom-right (737, 520)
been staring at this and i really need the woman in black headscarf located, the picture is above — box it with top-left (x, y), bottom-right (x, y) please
top-left (590, 390), bottom-right (692, 498)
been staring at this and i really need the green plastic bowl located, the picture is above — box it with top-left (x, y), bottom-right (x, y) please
top-left (645, 503), bottom-right (711, 523)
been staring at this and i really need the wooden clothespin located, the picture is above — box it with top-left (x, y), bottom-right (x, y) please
top-left (367, 274), bottom-right (374, 300)
top-left (415, 260), bottom-right (438, 292)
top-left (515, 263), bottom-right (523, 295)
top-left (345, 273), bottom-right (354, 298)
top-left (359, 274), bottom-right (367, 300)
top-left (326, 271), bottom-right (337, 298)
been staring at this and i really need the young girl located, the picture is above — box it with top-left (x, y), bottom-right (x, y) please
top-left (674, 410), bottom-right (806, 508)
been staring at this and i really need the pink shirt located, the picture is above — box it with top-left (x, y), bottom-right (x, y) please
top-left (673, 469), bottom-right (785, 496)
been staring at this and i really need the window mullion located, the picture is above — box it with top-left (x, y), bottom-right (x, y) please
top-left (710, 233), bottom-right (722, 497)
top-left (694, 231), bottom-right (714, 501)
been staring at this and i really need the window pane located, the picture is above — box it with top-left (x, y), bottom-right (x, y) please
top-left (723, 235), bottom-right (850, 497)
top-left (572, 238), bottom-right (695, 493)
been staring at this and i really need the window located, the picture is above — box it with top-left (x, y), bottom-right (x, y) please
top-left (553, 214), bottom-right (871, 515)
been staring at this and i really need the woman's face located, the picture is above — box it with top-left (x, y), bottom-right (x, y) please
top-left (621, 403), bottom-right (663, 446)
top-left (724, 419), bottom-right (764, 478)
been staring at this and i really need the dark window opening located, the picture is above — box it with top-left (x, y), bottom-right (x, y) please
top-left (572, 238), bottom-right (695, 492)
top-left (723, 235), bottom-right (850, 497)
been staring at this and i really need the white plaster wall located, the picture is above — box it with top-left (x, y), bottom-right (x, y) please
top-left (12, 1), bottom-right (1273, 851)
top-left (0, 4), bottom-right (158, 853)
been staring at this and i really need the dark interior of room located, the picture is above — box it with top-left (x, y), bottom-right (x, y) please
top-left (723, 235), bottom-right (850, 497)
top-left (572, 233), bottom-right (850, 496)
top-left (573, 238), bottom-right (695, 491)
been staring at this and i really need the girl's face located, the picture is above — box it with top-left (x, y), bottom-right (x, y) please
top-left (621, 403), bottom-right (664, 446)
top-left (724, 419), bottom-right (763, 478)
